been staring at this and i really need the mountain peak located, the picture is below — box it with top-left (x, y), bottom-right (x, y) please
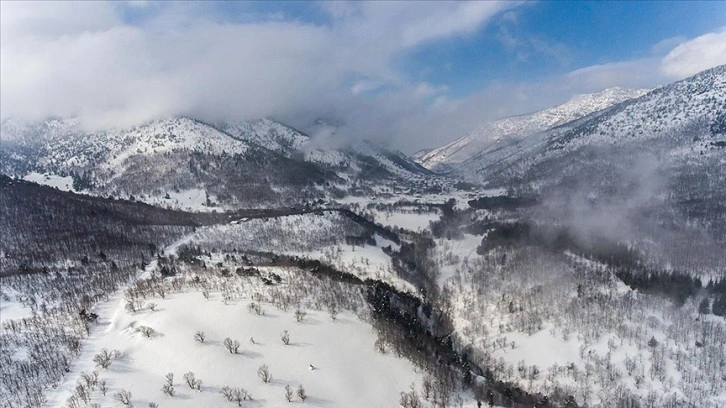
top-left (416, 87), bottom-right (649, 171)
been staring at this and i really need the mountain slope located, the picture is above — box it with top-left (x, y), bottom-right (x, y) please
top-left (0, 117), bottom-right (435, 210)
top-left (466, 65), bottom-right (726, 271)
top-left (417, 87), bottom-right (648, 172)
top-left (469, 65), bottom-right (725, 186)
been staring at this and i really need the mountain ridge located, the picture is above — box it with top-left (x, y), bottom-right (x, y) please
top-left (0, 115), bottom-right (435, 210)
top-left (417, 86), bottom-right (650, 172)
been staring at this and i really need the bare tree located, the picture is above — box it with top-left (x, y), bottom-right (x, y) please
top-left (257, 364), bottom-right (272, 383)
top-left (220, 386), bottom-right (234, 402)
top-left (327, 303), bottom-right (339, 320)
top-left (138, 326), bottom-right (156, 338)
top-left (421, 376), bottom-right (433, 400)
top-left (374, 337), bottom-right (386, 354)
top-left (162, 372), bottom-right (174, 396)
top-left (281, 330), bottom-right (290, 345)
top-left (294, 308), bottom-right (307, 323)
top-left (297, 385), bottom-right (307, 402)
top-left (399, 389), bottom-right (421, 408)
top-left (75, 383), bottom-right (89, 404)
top-left (125, 300), bottom-right (137, 313)
top-left (224, 337), bottom-right (240, 354)
top-left (248, 302), bottom-right (264, 315)
top-left (183, 371), bottom-right (202, 391)
top-left (147, 302), bottom-right (157, 311)
top-left (148, 403), bottom-right (158, 408)
top-left (80, 370), bottom-right (98, 390)
top-left (66, 395), bottom-right (81, 408)
top-left (114, 389), bottom-right (133, 407)
top-left (93, 348), bottom-right (114, 369)
top-left (221, 386), bottom-right (250, 406)
top-left (285, 385), bottom-right (294, 402)
top-left (194, 330), bottom-right (206, 343)
top-left (99, 379), bottom-right (107, 396)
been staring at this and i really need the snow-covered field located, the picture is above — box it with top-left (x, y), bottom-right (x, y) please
top-left (45, 289), bottom-right (424, 408)
top-left (23, 172), bottom-right (75, 192)
top-left (141, 188), bottom-right (222, 212)
top-left (0, 290), bottom-right (33, 323)
top-left (372, 211), bottom-right (440, 232)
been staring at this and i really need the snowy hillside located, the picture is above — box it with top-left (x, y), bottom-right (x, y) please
top-left (2, 117), bottom-right (250, 171)
top-left (462, 65), bottom-right (726, 185)
top-left (1, 116), bottom-right (437, 210)
top-left (220, 118), bottom-right (310, 155)
top-left (417, 87), bottom-right (648, 171)
top-left (44, 267), bottom-right (425, 408)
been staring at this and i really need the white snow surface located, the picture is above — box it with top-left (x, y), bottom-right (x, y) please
top-left (418, 87), bottom-right (649, 170)
top-left (45, 292), bottom-right (423, 408)
top-left (221, 118), bottom-right (309, 154)
top-left (22, 172), bottom-right (75, 192)
top-left (0, 292), bottom-right (34, 323)
top-left (142, 188), bottom-right (222, 212)
top-left (42, 232), bottom-right (425, 408)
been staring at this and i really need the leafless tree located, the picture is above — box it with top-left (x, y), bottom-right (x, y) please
top-left (257, 364), bottom-right (271, 383)
top-left (138, 325), bottom-right (156, 338)
top-left (162, 372), bottom-right (174, 396)
top-left (93, 348), bottom-right (114, 369)
top-left (224, 337), bottom-right (240, 354)
top-left (75, 383), bottom-right (89, 404)
top-left (295, 308), bottom-right (307, 323)
top-left (194, 330), bottom-right (206, 343)
top-left (183, 371), bottom-right (202, 391)
top-left (421, 376), bottom-right (433, 400)
top-left (80, 371), bottom-right (98, 390)
top-left (297, 384), bottom-right (307, 402)
top-left (399, 388), bottom-right (421, 408)
top-left (114, 389), bottom-right (133, 407)
top-left (221, 386), bottom-right (250, 406)
top-left (374, 337), bottom-right (386, 354)
top-left (281, 330), bottom-right (290, 345)
top-left (328, 303), bottom-right (339, 320)
top-left (248, 302), bottom-right (264, 315)
top-left (285, 385), bottom-right (294, 402)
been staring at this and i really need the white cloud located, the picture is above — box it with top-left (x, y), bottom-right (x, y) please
top-left (412, 82), bottom-right (449, 101)
top-left (564, 59), bottom-right (661, 90)
top-left (0, 2), bottom-right (119, 39)
top-left (1, 2), bottom-right (724, 154)
top-left (660, 27), bottom-right (726, 79)
top-left (399, 1), bottom-right (518, 47)
top-left (322, 1), bottom-right (517, 49)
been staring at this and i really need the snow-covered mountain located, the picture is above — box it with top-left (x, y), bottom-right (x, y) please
top-left (0, 117), bottom-right (434, 210)
top-left (417, 87), bottom-right (649, 172)
top-left (467, 64), bottom-right (725, 187)
top-left (219, 118), bottom-right (309, 156)
top-left (465, 65), bottom-right (726, 269)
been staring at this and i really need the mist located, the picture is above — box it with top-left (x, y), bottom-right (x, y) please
top-left (533, 147), bottom-right (726, 275)
top-left (1, 2), bottom-right (723, 153)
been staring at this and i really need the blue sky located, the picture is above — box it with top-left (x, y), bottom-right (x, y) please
top-left (2, 1), bottom-right (725, 151)
top-left (187, 1), bottom-right (726, 97)
top-left (404, 1), bottom-right (726, 96)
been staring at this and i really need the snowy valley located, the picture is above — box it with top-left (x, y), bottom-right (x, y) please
top-left (2, 65), bottom-right (726, 408)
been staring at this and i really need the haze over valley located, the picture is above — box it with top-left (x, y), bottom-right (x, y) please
top-left (1, 2), bottom-right (726, 408)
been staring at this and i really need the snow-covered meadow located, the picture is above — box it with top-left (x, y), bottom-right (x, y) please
top-left (45, 287), bottom-right (424, 407)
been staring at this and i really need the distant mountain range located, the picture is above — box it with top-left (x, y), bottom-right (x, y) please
top-left (416, 87), bottom-right (649, 172)
top-left (422, 64), bottom-right (726, 270)
top-left (0, 117), bottom-right (433, 210)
